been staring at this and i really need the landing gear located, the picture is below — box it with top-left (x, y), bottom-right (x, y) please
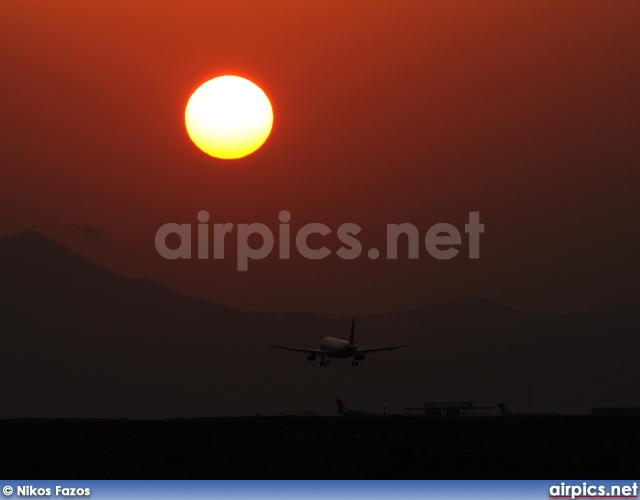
top-left (351, 361), bottom-right (359, 367)
top-left (320, 356), bottom-right (327, 367)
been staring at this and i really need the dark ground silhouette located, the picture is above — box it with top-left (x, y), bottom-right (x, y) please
top-left (2, 416), bottom-right (639, 478)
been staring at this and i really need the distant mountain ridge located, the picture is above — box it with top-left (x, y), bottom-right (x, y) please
top-left (0, 230), bottom-right (230, 311)
top-left (1, 231), bottom-right (638, 418)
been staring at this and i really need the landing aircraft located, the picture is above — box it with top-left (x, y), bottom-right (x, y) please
top-left (271, 319), bottom-right (410, 367)
top-left (335, 398), bottom-right (390, 417)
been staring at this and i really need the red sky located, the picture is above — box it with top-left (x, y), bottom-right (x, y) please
top-left (1, 0), bottom-right (639, 316)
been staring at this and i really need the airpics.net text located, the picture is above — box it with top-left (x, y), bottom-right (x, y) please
top-left (155, 211), bottom-right (484, 271)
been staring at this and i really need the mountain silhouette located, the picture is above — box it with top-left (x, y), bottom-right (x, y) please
top-left (1, 231), bottom-right (638, 418)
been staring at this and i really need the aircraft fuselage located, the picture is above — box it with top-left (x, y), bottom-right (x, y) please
top-left (320, 337), bottom-right (355, 358)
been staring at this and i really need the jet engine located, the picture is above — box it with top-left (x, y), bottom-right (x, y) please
top-left (305, 353), bottom-right (317, 361)
top-left (354, 353), bottom-right (365, 361)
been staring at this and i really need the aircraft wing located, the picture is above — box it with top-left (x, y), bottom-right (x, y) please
top-left (356, 344), bottom-right (411, 354)
top-left (271, 345), bottom-right (326, 355)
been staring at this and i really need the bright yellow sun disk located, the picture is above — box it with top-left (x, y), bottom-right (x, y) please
top-left (185, 76), bottom-right (273, 160)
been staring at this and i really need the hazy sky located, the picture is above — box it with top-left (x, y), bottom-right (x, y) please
top-left (2, 1), bottom-right (639, 316)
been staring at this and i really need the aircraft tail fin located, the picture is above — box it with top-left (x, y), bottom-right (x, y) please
top-left (335, 398), bottom-right (348, 415)
top-left (349, 318), bottom-right (355, 344)
top-left (497, 403), bottom-right (511, 416)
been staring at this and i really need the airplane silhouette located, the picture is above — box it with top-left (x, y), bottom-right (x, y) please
top-left (271, 319), bottom-right (410, 367)
top-left (335, 398), bottom-right (390, 417)
top-left (497, 403), bottom-right (559, 416)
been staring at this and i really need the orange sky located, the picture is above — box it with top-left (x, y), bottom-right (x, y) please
top-left (1, 0), bottom-right (639, 315)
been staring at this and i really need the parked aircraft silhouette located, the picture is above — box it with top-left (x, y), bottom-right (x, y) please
top-left (335, 398), bottom-right (390, 417)
top-left (497, 403), bottom-right (559, 416)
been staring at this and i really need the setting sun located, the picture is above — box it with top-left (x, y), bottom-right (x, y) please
top-left (184, 75), bottom-right (273, 160)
